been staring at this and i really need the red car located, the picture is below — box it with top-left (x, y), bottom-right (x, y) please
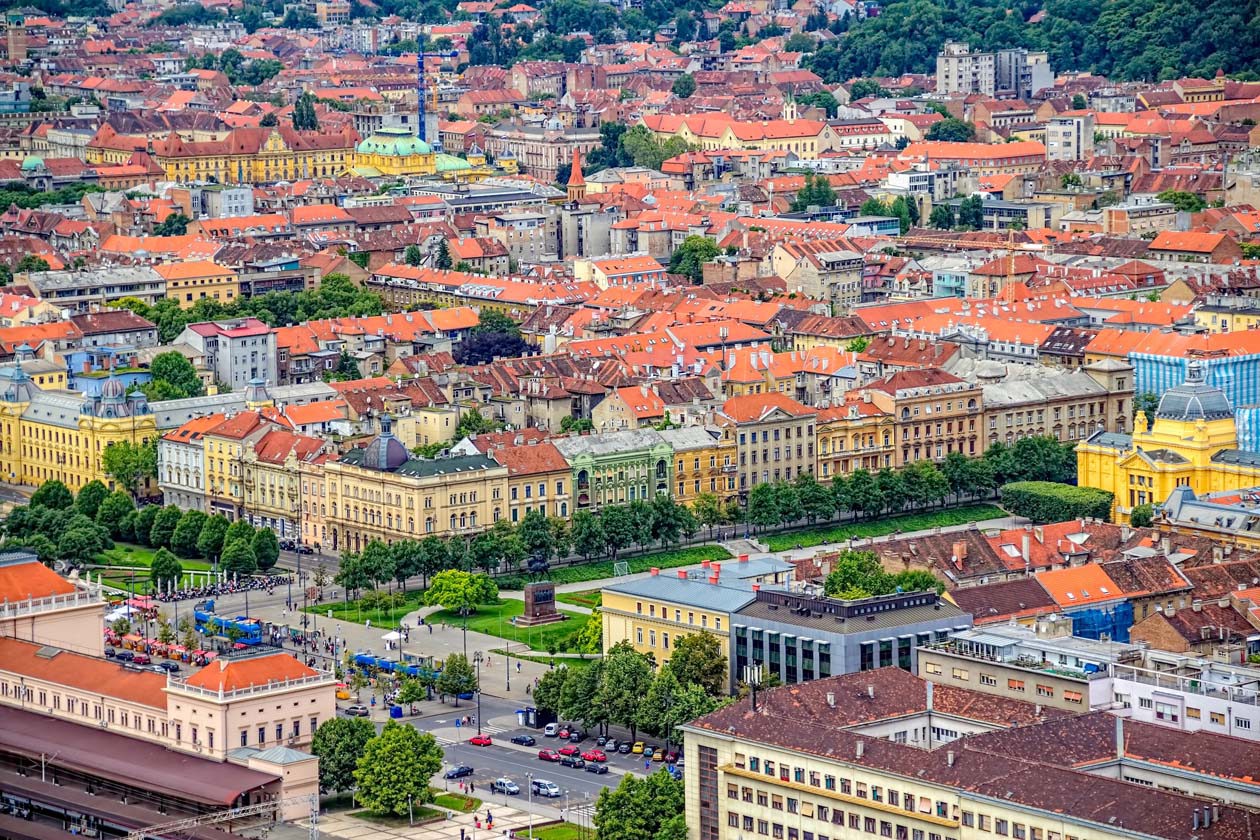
top-left (469, 735), bottom-right (493, 746)
top-left (537, 749), bottom-right (562, 762)
top-left (558, 744), bottom-right (581, 756)
top-left (582, 749), bottom-right (607, 762)
top-left (557, 728), bottom-right (571, 739)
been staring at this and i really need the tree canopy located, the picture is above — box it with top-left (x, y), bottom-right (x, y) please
top-left (311, 717), bottom-right (376, 794)
top-left (353, 721), bottom-right (444, 815)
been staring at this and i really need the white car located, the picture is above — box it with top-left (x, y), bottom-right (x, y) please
top-left (491, 778), bottom-right (520, 795)
top-left (531, 779), bottom-right (561, 798)
top-left (543, 723), bottom-right (559, 737)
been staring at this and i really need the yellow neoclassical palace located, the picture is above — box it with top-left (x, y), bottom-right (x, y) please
top-left (1077, 361), bottom-right (1260, 522)
top-left (151, 126), bottom-right (358, 185)
top-left (0, 365), bottom-right (157, 492)
top-left (349, 126), bottom-right (495, 181)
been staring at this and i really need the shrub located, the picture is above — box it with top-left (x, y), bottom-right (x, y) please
top-left (1000, 482), bottom-right (1113, 524)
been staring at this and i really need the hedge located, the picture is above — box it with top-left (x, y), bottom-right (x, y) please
top-left (999, 481), bottom-right (1113, 524)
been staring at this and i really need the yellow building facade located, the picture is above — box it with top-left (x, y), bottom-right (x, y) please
top-left (0, 369), bottom-right (157, 492)
top-left (203, 411), bottom-right (273, 520)
top-left (155, 260), bottom-right (240, 310)
top-left (351, 127), bottom-right (438, 178)
top-left (152, 126), bottom-right (357, 185)
top-left (661, 426), bottom-right (738, 507)
top-left (322, 417), bottom-right (509, 553)
top-left (1077, 362), bottom-right (1260, 522)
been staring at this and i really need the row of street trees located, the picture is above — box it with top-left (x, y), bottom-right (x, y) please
top-left (310, 718), bottom-right (445, 815)
top-left (5, 479), bottom-right (281, 584)
top-left (533, 636), bottom-right (730, 746)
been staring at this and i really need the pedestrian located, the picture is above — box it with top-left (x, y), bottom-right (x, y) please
top-left (645, 759), bottom-right (651, 771)
top-left (516, 661), bottom-right (521, 673)
top-left (428, 624), bottom-right (433, 634)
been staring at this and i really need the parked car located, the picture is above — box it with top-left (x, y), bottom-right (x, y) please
top-left (158, 661), bottom-right (180, 673)
top-left (444, 765), bottom-right (474, 779)
top-left (532, 779), bottom-right (561, 798)
top-left (559, 755), bottom-right (586, 769)
top-left (557, 727), bottom-right (571, 739)
top-left (568, 730), bottom-right (586, 743)
top-left (664, 750), bottom-right (679, 764)
top-left (643, 746), bottom-right (654, 759)
top-left (511, 734), bottom-right (536, 746)
top-left (295, 545), bottom-right (315, 555)
top-left (104, 647), bottom-right (116, 658)
top-left (132, 653), bottom-right (151, 665)
top-left (543, 723), bottom-right (559, 737)
top-left (617, 742), bottom-right (632, 754)
top-left (582, 749), bottom-right (607, 762)
top-left (604, 739), bottom-right (619, 752)
top-left (469, 734), bottom-right (493, 746)
top-left (491, 778), bottom-right (520, 795)
top-left (558, 744), bottom-right (580, 756)
top-left (115, 650), bottom-right (134, 662)
top-left (585, 762), bottom-right (609, 775)
top-left (537, 749), bottom-right (562, 762)
top-left (345, 705), bottom-right (370, 717)
top-left (632, 741), bottom-right (645, 754)
top-left (596, 735), bottom-right (608, 746)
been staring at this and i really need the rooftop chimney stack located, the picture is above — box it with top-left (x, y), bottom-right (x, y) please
top-left (826, 692), bottom-right (835, 708)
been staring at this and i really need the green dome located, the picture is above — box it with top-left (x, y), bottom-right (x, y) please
top-left (436, 153), bottom-right (472, 172)
top-left (20, 156), bottom-right (43, 171)
top-left (357, 128), bottom-right (431, 157)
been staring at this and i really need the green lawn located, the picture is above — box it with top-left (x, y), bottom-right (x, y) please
top-left (491, 649), bottom-right (598, 670)
top-left (427, 599), bottom-right (588, 653)
top-left (498, 545), bottom-right (731, 590)
top-left (350, 807), bottom-right (443, 826)
top-left (520, 824), bottom-right (594, 840)
top-left (555, 589), bottom-right (601, 609)
top-left (432, 792), bottom-right (481, 813)
top-left (93, 544), bottom-right (215, 591)
top-left (311, 589), bottom-right (426, 628)
top-left (762, 504), bottom-right (1006, 552)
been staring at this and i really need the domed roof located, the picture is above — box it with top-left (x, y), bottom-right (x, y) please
top-left (20, 156), bottom-right (43, 171)
top-left (357, 127), bottom-right (431, 157)
top-left (361, 415), bottom-right (409, 471)
top-left (436, 153), bottom-right (472, 172)
top-left (101, 375), bottom-right (126, 401)
top-left (1155, 361), bottom-right (1233, 422)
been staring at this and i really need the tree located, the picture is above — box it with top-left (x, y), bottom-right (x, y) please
top-left (292, 92), bottom-right (320, 131)
top-left (575, 609), bottom-right (602, 654)
top-left (171, 509), bottom-right (208, 558)
top-left (150, 548), bottom-right (184, 592)
top-left (252, 528), bottom-right (280, 572)
top-left (594, 768), bottom-right (685, 840)
top-left (102, 439), bottom-right (158, 499)
top-left (929, 203), bottom-right (956, 230)
top-left (334, 552), bottom-right (371, 595)
top-left (1071, 93), bottom-right (1088, 110)
top-left (747, 483), bottom-right (779, 531)
top-left (600, 505), bottom-right (637, 561)
top-left (143, 352), bottom-right (203, 401)
top-left (637, 664), bottom-right (680, 739)
top-left (57, 524), bottom-right (110, 565)
top-left (1133, 392), bottom-right (1160, 423)
top-left (1156, 190), bottom-right (1206, 213)
top-left (890, 568), bottom-right (945, 594)
top-left (926, 117), bottom-right (976, 142)
top-left (435, 239), bottom-right (453, 269)
top-left (668, 235), bottom-right (719, 284)
top-left (196, 514), bottom-right (229, 563)
top-left (1130, 502), bottom-right (1154, 528)
top-left (260, 112), bottom-right (278, 127)
top-left (453, 330), bottom-right (532, 365)
top-left (519, 509), bottom-right (554, 560)
top-left (422, 569), bottom-right (498, 615)
top-left (96, 491), bottom-right (136, 539)
top-left (667, 682), bottom-right (728, 746)
top-left (1061, 172), bottom-right (1083, 189)
top-left (572, 510), bottom-right (603, 560)
top-left (692, 493), bottom-right (724, 538)
top-left (774, 481), bottom-right (802, 527)
top-left (353, 721), bottom-right (444, 815)
top-left (900, 460), bottom-right (948, 509)
top-left (132, 505), bottom-right (159, 546)
top-left (435, 652), bottom-right (477, 704)
top-left (74, 480), bottom-right (109, 519)
top-left (221, 538), bottom-right (258, 576)
top-left (668, 631), bottom-right (726, 696)
top-left (311, 717), bottom-right (375, 794)
top-left (404, 244), bottom-right (423, 266)
top-left (533, 665), bottom-right (570, 714)
top-left (153, 213), bottom-right (189, 236)
top-left (560, 658), bottom-right (606, 730)
top-left (597, 641), bottom-right (655, 740)
top-left (791, 173), bottom-right (837, 211)
top-left (849, 78), bottom-right (889, 99)
top-left (31, 480), bottom-right (72, 510)
top-left (671, 73), bottom-right (696, 98)
top-left (823, 550), bottom-right (892, 598)
top-left (149, 505), bottom-right (183, 548)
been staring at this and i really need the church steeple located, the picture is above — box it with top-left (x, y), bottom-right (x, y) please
top-left (567, 147), bottom-right (586, 202)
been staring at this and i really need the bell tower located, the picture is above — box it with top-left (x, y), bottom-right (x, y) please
top-left (566, 147), bottom-right (586, 202)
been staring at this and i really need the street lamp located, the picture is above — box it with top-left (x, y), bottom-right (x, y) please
top-left (526, 773), bottom-right (534, 838)
top-left (472, 650), bottom-right (483, 735)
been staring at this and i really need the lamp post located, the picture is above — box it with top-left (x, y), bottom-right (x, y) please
top-left (527, 772), bottom-right (534, 838)
top-left (472, 650), bottom-right (483, 735)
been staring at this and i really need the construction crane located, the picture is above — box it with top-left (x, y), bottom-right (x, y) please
top-left (417, 50), bottom-right (458, 147)
top-left (122, 794), bottom-right (318, 840)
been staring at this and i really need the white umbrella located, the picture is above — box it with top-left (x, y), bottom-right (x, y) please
top-left (381, 630), bottom-right (403, 641)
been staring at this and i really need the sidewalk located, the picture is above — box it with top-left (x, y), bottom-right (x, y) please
top-left (305, 803), bottom-right (572, 840)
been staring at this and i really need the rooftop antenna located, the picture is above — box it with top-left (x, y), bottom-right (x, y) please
top-left (743, 664), bottom-right (763, 712)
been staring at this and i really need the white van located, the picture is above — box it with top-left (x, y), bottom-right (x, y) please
top-left (531, 779), bottom-right (561, 798)
top-left (543, 723), bottom-right (559, 737)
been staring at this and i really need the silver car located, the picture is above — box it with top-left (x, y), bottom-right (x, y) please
top-left (491, 778), bottom-right (520, 795)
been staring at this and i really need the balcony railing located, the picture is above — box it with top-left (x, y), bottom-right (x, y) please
top-left (0, 583), bottom-right (103, 618)
top-left (168, 670), bottom-right (336, 701)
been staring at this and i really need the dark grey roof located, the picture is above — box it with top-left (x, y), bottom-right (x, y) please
top-left (604, 574), bottom-right (756, 612)
top-left (1155, 360), bottom-right (1232, 422)
top-left (1211, 449), bottom-right (1260, 467)
top-left (340, 447), bottom-right (501, 478)
top-left (735, 593), bottom-right (967, 634)
top-left (1086, 430), bottom-right (1132, 449)
top-left (1142, 448), bottom-right (1188, 464)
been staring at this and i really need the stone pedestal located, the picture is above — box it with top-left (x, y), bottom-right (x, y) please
top-left (516, 582), bottom-right (565, 626)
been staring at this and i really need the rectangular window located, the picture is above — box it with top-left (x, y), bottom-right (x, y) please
top-left (996, 820), bottom-right (1009, 836)
top-left (1036, 685), bottom-right (1054, 698)
top-left (1210, 712), bottom-right (1226, 725)
top-left (980, 674), bottom-right (997, 686)
top-left (1008, 679), bottom-right (1025, 692)
top-left (951, 667), bottom-right (969, 681)
top-left (924, 662), bottom-right (942, 675)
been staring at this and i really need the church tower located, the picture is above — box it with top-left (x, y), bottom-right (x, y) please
top-left (566, 147), bottom-right (586, 202)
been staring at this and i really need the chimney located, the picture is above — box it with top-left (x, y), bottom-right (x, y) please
top-left (708, 575), bottom-right (719, 584)
top-left (650, 567), bottom-right (659, 576)
top-left (946, 750), bottom-right (955, 767)
top-left (702, 560), bottom-right (712, 569)
top-left (1022, 534), bottom-right (1031, 567)
top-left (855, 741), bottom-right (864, 759)
top-left (1203, 806), bottom-right (1211, 828)
top-left (1161, 535), bottom-right (1171, 555)
top-left (1193, 600), bottom-right (1202, 612)
top-left (1212, 804), bottom-right (1220, 824)
top-left (677, 569), bottom-right (687, 579)
top-left (1193, 810), bottom-right (1200, 831)
top-left (752, 583), bottom-right (760, 592)
top-left (1115, 716), bottom-right (1124, 760)
top-left (925, 679), bottom-right (934, 711)
top-left (826, 692), bottom-right (835, 708)
top-left (711, 562), bottom-right (722, 577)
top-left (867, 684), bottom-right (875, 699)
top-left (739, 554), bottom-right (749, 563)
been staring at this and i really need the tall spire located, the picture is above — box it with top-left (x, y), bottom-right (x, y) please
top-left (567, 147), bottom-right (586, 202)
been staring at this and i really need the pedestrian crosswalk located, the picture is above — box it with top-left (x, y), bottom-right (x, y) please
top-left (436, 723), bottom-right (508, 746)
